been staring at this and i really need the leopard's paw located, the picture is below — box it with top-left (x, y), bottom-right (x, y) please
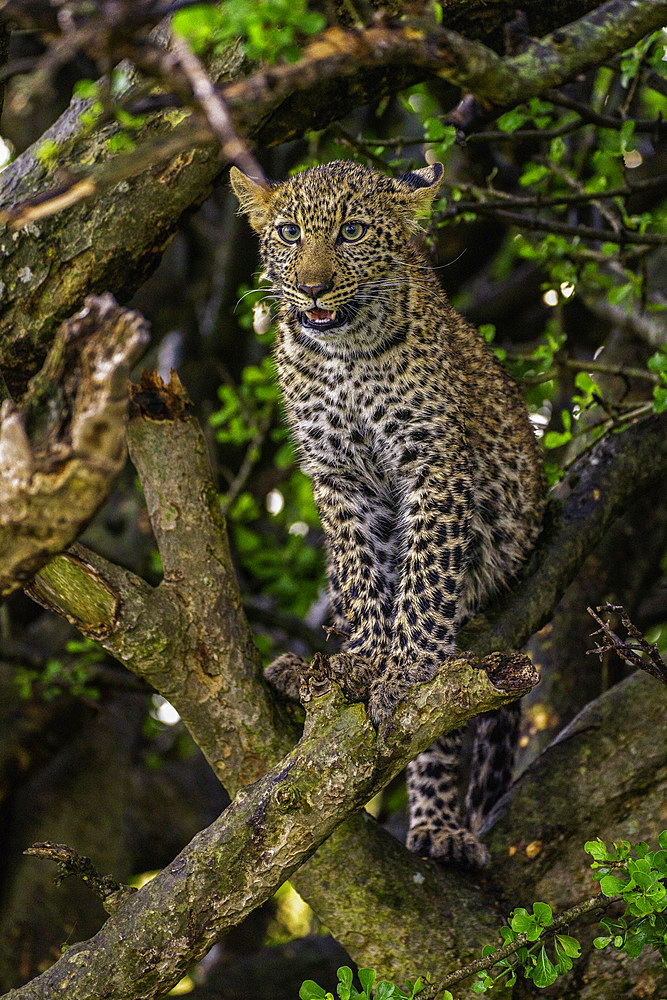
top-left (264, 652), bottom-right (308, 703)
top-left (330, 651), bottom-right (378, 702)
top-left (407, 821), bottom-right (490, 869)
top-left (367, 655), bottom-right (440, 728)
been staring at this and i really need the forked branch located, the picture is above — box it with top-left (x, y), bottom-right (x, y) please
top-left (587, 603), bottom-right (667, 684)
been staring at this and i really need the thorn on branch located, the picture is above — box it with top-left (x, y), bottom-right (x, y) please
top-left (586, 604), bottom-right (667, 685)
top-left (24, 842), bottom-right (137, 915)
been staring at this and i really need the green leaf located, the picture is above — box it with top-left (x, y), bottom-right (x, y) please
top-left (600, 874), bottom-right (628, 897)
top-left (497, 107), bottom-right (529, 132)
top-left (607, 282), bottom-right (633, 305)
top-left (647, 349), bottom-right (667, 375)
top-left (532, 902), bottom-right (553, 927)
top-left (336, 965), bottom-right (352, 1000)
top-left (424, 117), bottom-right (451, 141)
top-left (586, 838), bottom-right (611, 861)
top-left (530, 946), bottom-right (559, 988)
top-left (544, 430), bottom-right (571, 450)
top-left (357, 970), bottom-right (376, 996)
top-left (510, 907), bottom-right (540, 939)
top-left (553, 939), bottom-right (573, 974)
top-left (555, 934), bottom-right (581, 958)
top-left (623, 930), bottom-right (648, 958)
top-left (375, 983), bottom-right (398, 1000)
top-left (300, 982), bottom-right (329, 1000)
top-left (593, 936), bottom-right (612, 949)
top-left (574, 371), bottom-right (597, 395)
top-left (520, 163), bottom-right (550, 186)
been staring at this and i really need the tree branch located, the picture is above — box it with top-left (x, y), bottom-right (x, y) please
top-left (0, 635), bottom-right (533, 998)
top-left (22, 843), bottom-right (137, 916)
top-left (0, 294), bottom-right (148, 597)
top-left (586, 603), bottom-right (667, 684)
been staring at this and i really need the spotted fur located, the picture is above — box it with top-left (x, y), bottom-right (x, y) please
top-left (231, 160), bottom-right (545, 867)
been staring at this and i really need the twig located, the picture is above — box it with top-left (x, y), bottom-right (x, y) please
top-left (428, 892), bottom-right (615, 996)
top-left (549, 91), bottom-right (667, 134)
top-left (587, 604), bottom-right (667, 684)
top-left (475, 208), bottom-right (667, 246)
top-left (438, 172), bottom-right (667, 214)
top-left (24, 842), bottom-right (137, 915)
top-left (504, 353), bottom-right (659, 385)
top-left (170, 32), bottom-right (267, 184)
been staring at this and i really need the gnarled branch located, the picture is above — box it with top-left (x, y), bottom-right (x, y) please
top-left (0, 294), bottom-right (148, 597)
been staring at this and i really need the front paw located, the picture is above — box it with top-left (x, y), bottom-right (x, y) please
top-left (407, 821), bottom-right (490, 869)
top-left (329, 651), bottom-right (379, 702)
top-left (367, 654), bottom-right (440, 727)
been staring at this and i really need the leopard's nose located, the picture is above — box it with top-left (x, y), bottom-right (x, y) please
top-left (297, 280), bottom-right (332, 300)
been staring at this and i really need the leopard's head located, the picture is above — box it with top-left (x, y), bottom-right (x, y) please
top-left (231, 160), bottom-right (443, 347)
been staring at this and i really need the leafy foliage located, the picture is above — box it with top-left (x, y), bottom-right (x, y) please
top-left (172, 0), bottom-right (325, 63)
top-left (300, 965), bottom-right (427, 1000)
top-left (13, 639), bottom-right (102, 702)
top-left (587, 833), bottom-right (667, 961)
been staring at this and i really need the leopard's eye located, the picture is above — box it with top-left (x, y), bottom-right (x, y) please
top-left (276, 223), bottom-right (301, 244)
top-left (340, 221), bottom-right (367, 243)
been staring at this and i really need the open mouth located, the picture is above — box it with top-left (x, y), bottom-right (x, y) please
top-left (300, 308), bottom-right (349, 331)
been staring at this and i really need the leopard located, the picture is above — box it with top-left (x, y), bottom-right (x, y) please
top-left (230, 159), bottom-right (545, 867)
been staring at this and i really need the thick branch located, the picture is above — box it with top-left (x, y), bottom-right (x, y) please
top-left (0, 294), bottom-right (148, 597)
top-left (0, 643), bottom-right (531, 999)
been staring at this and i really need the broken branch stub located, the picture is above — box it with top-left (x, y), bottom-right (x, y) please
top-left (0, 293), bottom-right (149, 597)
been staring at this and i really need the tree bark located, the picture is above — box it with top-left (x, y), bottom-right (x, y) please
top-left (0, 294), bottom-right (148, 596)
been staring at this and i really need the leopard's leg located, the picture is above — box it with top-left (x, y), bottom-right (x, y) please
top-left (366, 454), bottom-right (493, 865)
top-left (407, 732), bottom-right (490, 868)
top-left (368, 455), bottom-right (473, 720)
top-left (312, 474), bottom-right (399, 694)
top-left (267, 474), bottom-right (399, 705)
top-left (465, 702), bottom-right (521, 836)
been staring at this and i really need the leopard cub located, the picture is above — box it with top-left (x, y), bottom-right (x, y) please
top-left (231, 159), bottom-right (544, 867)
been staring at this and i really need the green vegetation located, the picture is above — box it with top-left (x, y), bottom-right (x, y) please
top-left (299, 833), bottom-right (667, 998)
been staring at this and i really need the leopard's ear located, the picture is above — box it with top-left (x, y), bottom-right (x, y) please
top-left (230, 166), bottom-right (277, 232)
top-left (393, 162), bottom-right (444, 213)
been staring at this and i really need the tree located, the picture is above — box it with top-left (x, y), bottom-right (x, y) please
top-left (0, 1), bottom-right (666, 997)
